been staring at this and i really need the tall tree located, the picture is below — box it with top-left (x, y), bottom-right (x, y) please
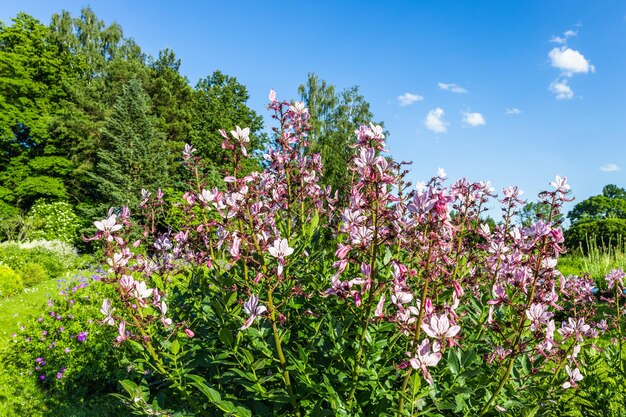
top-left (567, 184), bottom-right (626, 225)
top-left (0, 13), bottom-right (76, 213)
top-left (190, 70), bottom-right (265, 184)
top-left (91, 78), bottom-right (170, 210)
top-left (298, 73), bottom-right (377, 199)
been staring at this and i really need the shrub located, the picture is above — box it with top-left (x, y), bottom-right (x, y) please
top-left (0, 240), bottom-right (80, 278)
top-left (83, 93), bottom-right (618, 417)
top-left (3, 272), bottom-right (127, 408)
top-left (0, 264), bottom-right (23, 298)
top-left (565, 218), bottom-right (626, 254)
top-left (25, 201), bottom-right (82, 245)
top-left (18, 262), bottom-right (49, 287)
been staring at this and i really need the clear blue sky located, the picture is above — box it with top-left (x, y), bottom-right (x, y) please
top-left (2, 1), bottom-right (626, 217)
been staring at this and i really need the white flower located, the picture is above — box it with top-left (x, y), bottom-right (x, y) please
top-left (94, 214), bottom-right (122, 233)
top-left (100, 299), bottom-right (115, 326)
top-left (241, 294), bottom-right (267, 330)
top-left (562, 365), bottom-right (583, 389)
top-left (268, 238), bottom-right (294, 258)
top-left (230, 126), bottom-right (250, 143)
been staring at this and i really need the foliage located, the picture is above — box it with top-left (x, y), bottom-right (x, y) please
top-left (25, 200), bottom-right (82, 244)
top-left (0, 264), bottom-right (23, 298)
top-left (567, 184), bottom-right (626, 225)
top-left (82, 92), bottom-right (623, 417)
top-left (0, 240), bottom-right (80, 280)
top-left (565, 218), bottom-right (626, 254)
top-left (18, 262), bottom-right (49, 287)
top-left (520, 201), bottom-right (563, 227)
top-left (190, 70), bottom-right (266, 185)
top-left (298, 73), bottom-right (377, 202)
top-left (91, 78), bottom-right (171, 210)
top-left (2, 272), bottom-right (127, 412)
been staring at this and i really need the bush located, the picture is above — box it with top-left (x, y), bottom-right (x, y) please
top-left (3, 272), bottom-right (127, 408)
top-left (0, 240), bottom-right (81, 278)
top-left (565, 218), bottom-right (626, 253)
top-left (18, 262), bottom-right (49, 287)
top-left (0, 264), bottom-right (23, 298)
top-left (25, 201), bottom-right (82, 245)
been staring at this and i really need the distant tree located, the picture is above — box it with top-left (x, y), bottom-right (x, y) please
top-left (298, 73), bottom-right (378, 201)
top-left (91, 79), bottom-right (170, 210)
top-left (519, 202), bottom-right (563, 227)
top-left (190, 71), bottom-right (265, 185)
top-left (565, 184), bottom-right (626, 252)
top-left (567, 184), bottom-right (626, 225)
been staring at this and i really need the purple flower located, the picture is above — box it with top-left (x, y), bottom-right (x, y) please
top-left (35, 357), bottom-right (44, 364)
top-left (56, 372), bottom-right (63, 379)
top-left (39, 374), bottom-right (45, 380)
top-left (76, 331), bottom-right (88, 342)
top-left (65, 347), bottom-right (71, 353)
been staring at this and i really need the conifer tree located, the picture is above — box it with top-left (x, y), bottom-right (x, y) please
top-left (92, 78), bottom-right (170, 210)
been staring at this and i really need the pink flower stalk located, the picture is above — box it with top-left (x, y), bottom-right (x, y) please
top-left (421, 313), bottom-right (461, 345)
top-left (241, 294), bottom-right (268, 330)
top-left (408, 339), bottom-right (442, 385)
top-left (562, 365), bottom-right (583, 389)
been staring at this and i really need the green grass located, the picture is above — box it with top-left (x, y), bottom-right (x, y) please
top-left (559, 238), bottom-right (626, 285)
top-left (0, 277), bottom-right (62, 349)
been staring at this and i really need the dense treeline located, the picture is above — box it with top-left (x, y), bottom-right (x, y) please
top-left (0, 8), bottom-right (266, 232)
top-left (0, 8), bottom-right (377, 246)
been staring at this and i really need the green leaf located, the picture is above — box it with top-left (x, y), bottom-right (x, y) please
top-left (170, 339), bottom-right (180, 355)
top-left (219, 327), bottom-right (234, 346)
top-left (447, 349), bottom-right (460, 375)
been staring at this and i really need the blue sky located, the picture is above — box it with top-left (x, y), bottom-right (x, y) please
top-left (2, 1), bottom-right (625, 217)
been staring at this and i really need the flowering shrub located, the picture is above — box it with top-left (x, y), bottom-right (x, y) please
top-left (87, 91), bottom-right (624, 416)
top-left (26, 201), bottom-right (82, 244)
top-left (0, 240), bottom-right (81, 287)
top-left (4, 272), bottom-right (126, 403)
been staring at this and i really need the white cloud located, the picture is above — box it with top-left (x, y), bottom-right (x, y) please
top-left (437, 82), bottom-right (468, 94)
top-left (550, 36), bottom-right (567, 44)
top-left (549, 47), bottom-right (595, 76)
top-left (462, 111), bottom-right (486, 127)
top-left (424, 108), bottom-right (448, 133)
top-left (563, 29), bottom-right (577, 38)
top-left (550, 29), bottom-right (577, 44)
top-left (600, 163), bottom-right (620, 172)
top-left (505, 108), bottom-right (522, 115)
top-left (397, 92), bottom-right (423, 106)
top-left (549, 80), bottom-right (574, 100)
top-left (549, 79), bottom-right (574, 100)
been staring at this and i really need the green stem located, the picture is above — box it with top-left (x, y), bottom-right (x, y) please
top-left (267, 289), bottom-right (301, 417)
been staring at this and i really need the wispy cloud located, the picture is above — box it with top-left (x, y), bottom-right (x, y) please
top-left (462, 111), bottom-right (486, 127)
top-left (550, 29), bottom-right (577, 44)
top-left (600, 163), bottom-right (620, 172)
top-left (505, 108), bottom-right (522, 115)
top-left (549, 80), bottom-right (574, 100)
top-left (424, 108), bottom-right (448, 133)
top-left (437, 82), bottom-right (468, 94)
top-left (397, 92), bottom-right (423, 106)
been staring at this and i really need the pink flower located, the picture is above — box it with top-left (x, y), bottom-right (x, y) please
top-left (184, 328), bottom-right (195, 338)
top-left (241, 294), bottom-right (268, 330)
top-left (374, 295), bottom-right (386, 318)
top-left (408, 339), bottom-right (442, 385)
top-left (562, 365), bottom-right (583, 389)
top-left (115, 322), bottom-right (127, 345)
top-left (525, 303), bottom-right (553, 331)
top-left (100, 299), bottom-right (115, 326)
top-left (421, 314), bottom-right (461, 344)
